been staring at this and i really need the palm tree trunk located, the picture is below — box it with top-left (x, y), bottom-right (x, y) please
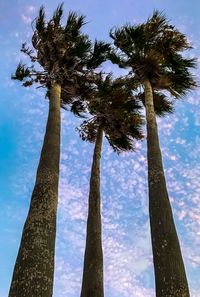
top-left (9, 82), bottom-right (61, 297)
top-left (144, 79), bottom-right (190, 297)
top-left (80, 125), bottom-right (104, 297)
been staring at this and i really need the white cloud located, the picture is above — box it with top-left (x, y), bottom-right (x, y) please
top-left (21, 14), bottom-right (32, 24)
top-left (21, 5), bottom-right (36, 24)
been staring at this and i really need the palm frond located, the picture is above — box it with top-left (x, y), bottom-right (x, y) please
top-left (87, 40), bottom-right (110, 69)
top-left (36, 6), bottom-right (45, 33)
top-left (65, 12), bottom-right (86, 38)
top-left (148, 9), bottom-right (167, 29)
top-left (168, 71), bottom-right (197, 97)
top-left (21, 42), bottom-right (37, 62)
top-left (125, 24), bottom-right (146, 51)
top-left (165, 53), bottom-right (197, 71)
top-left (124, 99), bottom-right (142, 112)
top-left (71, 36), bottom-right (91, 60)
top-left (12, 63), bottom-right (31, 81)
top-left (77, 118), bottom-right (98, 142)
top-left (52, 3), bottom-right (63, 26)
top-left (106, 134), bottom-right (133, 153)
top-left (107, 49), bottom-right (127, 68)
top-left (70, 100), bottom-right (87, 117)
top-left (110, 27), bottom-right (132, 55)
top-left (153, 92), bottom-right (174, 116)
top-left (76, 14), bottom-right (87, 29)
top-left (163, 54), bottom-right (198, 97)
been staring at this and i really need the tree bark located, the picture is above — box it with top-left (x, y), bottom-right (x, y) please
top-left (144, 79), bottom-right (190, 297)
top-left (9, 82), bottom-right (61, 297)
top-left (80, 125), bottom-right (104, 297)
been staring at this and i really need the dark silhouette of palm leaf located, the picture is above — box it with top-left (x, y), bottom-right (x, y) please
top-left (52, 3), bottom-right (63, 26)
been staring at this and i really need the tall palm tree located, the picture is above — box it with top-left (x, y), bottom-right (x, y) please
top-left (78, 74), bottom-right (143, 297)
top-left (9, 5), bottom-right (98, 297)
top-left (109, 10), bottom-right (197, 297)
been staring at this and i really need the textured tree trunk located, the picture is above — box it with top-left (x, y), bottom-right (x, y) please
top-left (80, 125), bottom-right (104, 297)
top-left (144, 79), bottom-right (190, 297)
top-left (9, 82), bottom-right (61, 297)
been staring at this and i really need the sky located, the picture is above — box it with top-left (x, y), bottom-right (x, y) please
top-left (0, 0), bottom-right (200, 296)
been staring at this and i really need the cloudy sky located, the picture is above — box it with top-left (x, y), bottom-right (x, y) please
top-left (0, 0), bottom-right (200, 296)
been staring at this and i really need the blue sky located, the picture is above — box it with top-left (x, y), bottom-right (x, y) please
top-left (0, 1), bottom-right (200, 296)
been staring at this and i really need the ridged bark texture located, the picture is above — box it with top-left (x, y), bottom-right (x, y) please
top-left (9, 82), bottom-right (61, 297)
top-left (144, 79), bottom-right (190, 297)
top-left (80, 126), bottom-right (104, 297)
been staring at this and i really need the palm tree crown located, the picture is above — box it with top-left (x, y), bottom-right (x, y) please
top-left (110, 10), bottom-right (197, 101)
top-left (78, 74), bottom-right (143, 152)
top-left (12, 4), bottom-right (110, 115)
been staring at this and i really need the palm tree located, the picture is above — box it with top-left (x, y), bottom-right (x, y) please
top-left (78, 74), bottom-right (143, 297)
top-left (109, 10), bottom-right (197, 297)
top-left (9, 5), bottom-right (98, 297)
